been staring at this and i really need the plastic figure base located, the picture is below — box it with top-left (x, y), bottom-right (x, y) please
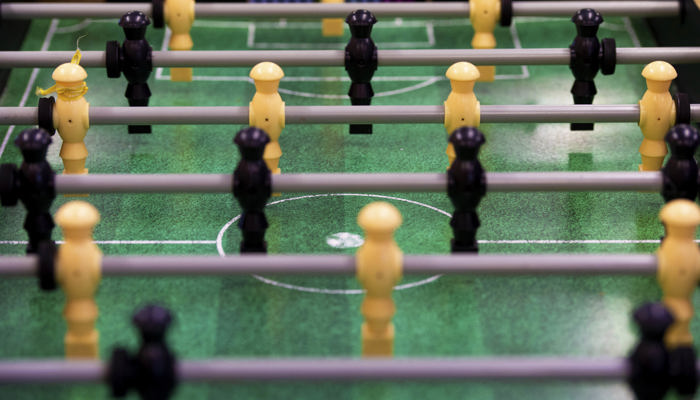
top-left (170, 67), bottom-right (192, 82)
top-left (476, 65), bottom-right (495, 82)
top-left (362, 323), bottom-right (394, 357)
top-left (640, 156), bottom-right (666, 172)
top-left (350, 124), bottom-right (372, 134)
top-left (571, 122), bottom-right (594, 131)
top-left (322, 19), bottom-right (344, 37)
top-left (65, 331), bottom-right (99, 359)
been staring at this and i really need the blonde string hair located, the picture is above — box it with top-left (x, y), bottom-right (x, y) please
top-left (36, 37), bottom-right (89, 98)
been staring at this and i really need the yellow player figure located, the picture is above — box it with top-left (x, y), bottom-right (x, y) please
top-left (638, 61), bottom-right (677, 171)
top-left (356, 202), bottom-right (403, 357)
top-left (36, 49), bottom-right (89, 175)
top-left (55, 201), bottom-right (102, 359)
top-left (165, 0), bottom-right (195, 81)
top-left (321, 0), bottom-right (344, 37)
top-left (657, 199), bottom-right (700, 349)
top-left (469, 0), bottom-right (500, 81)
top-left (249, 62), bottom-right (285, 175)
top-left (444, 62), bottom-right (481, 167)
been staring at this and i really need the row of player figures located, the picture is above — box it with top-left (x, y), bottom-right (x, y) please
top-left (134, 1), bottom-right (638, 131)
top-left (156, 0), bottom-right (507, 81)
top-left (36, 47), bottom-right (684, 177)
top-left (4, 123), bottom-right (700, 397)
top-left (20, 187), bottom-right (700, 364)
top-left (39, 197), bottom-right (400, 358)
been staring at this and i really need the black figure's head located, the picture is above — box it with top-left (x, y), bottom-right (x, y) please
top-left (120, 11), bottom-right (151, 40)
top-left (572, 8), bottom-right (603, 37)
top-left (449, 126), bottom-right (486, 161)
top-left (15, 127), bottom-right (52, 163)
top-left (666, 124), bottom-right (700, 158)
top-left (346, 10), bottom-right (377, 39)
top-left (234, 127), bottom-right (270, 161)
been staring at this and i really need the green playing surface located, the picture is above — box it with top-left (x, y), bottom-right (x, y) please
top-left (0, 12), bottom-right (695, 400)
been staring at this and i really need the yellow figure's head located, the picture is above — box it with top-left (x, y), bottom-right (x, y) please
top-left (660, 199), bottom-right (700, 237)
top-left (250, 62), bottom-right (284, 93)
top-left (446, 62), bottom-right (480, 82)
top-left (56, 201), bottom-right (100, 240)
top-left (164, 0), bottom-right (195, 30)
top-left (52, 62), bottom-right (87, 85)
top-left (250, 62), bottom-right (284, 82)
top-left (642, 61), bottom-right (677, 82)
top-left (357, 202), bottom-right (402, 238)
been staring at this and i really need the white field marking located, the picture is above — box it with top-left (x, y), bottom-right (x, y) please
top-left (55, 18), bottom-right (96, 34)
top-left (248, 23), bottom-right (435, 49)
top-left (216, 193), bottom-right (450, 295)
top-left (155, 27), bottom-right (171, 80)
top-left (514, 16), bottom-right (626, 30)
top-left (326, 232), bottom-right (364, 249)
top-left (0, 240), bottom-right (217, 245)
top-left (0, 19), bottom-right (60, 162)
top-left (425, 22), bottom-right (436, 47)
top-left (278, 76), bottom-right (444, 99)
top-left (156, 26), bottom-right (447, 99)
top-left (246, 23), bottom-right (255, 48)
top-left (494, 20), bottom-right (529, 80)
top-left (600, 22), bottom-right (633, 32)
top-left (154, 14), bottom-right (578, 97)
top-left (622, 17), bottom-right (642, 48)
top-left (193, 18), bottom-right (465, 30)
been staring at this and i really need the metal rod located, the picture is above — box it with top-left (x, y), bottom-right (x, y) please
top-left (512, 1), bottom-right (679, 17)
top-left (0, 361), bottom-right (104, 383)
top-left (3, 47), bottom-right (700, 68)
top-left (180, 357), bottom-right (632, 381)
top-left (0, 357), bottom-right (641, 382)
top-left (0, 1), bottom-right (680, 20)
top-left (53, 172), bottom-right (663, 194)
top-left (0, 254), bottom-right (658, 277)
top-left (0, 256), bottom-right (39, 276)
top-left (4, 105), bottom-right (700, 126)
top-left (102, 255), bottom-right (356, 276)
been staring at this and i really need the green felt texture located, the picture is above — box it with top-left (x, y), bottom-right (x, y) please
top-left (0, 14), bottom-right (695, 400)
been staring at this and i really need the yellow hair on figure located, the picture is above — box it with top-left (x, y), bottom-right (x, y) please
top-left (36, 47), bottom-right (91, 177)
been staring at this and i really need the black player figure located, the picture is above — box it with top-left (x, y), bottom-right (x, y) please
top-left (447, 127), bottom-right (486, 253)
top-left (628, 302), bottom-right (673, 400)
top-left (15, 128), bottom-right (56, 254)
top-left (132, 305), bottom-right (176, 400)
top-left (569, 9), bottom-right (605, 131)
top-left (661, 124), bottom-right (700, 203)
top-left (669, 344), bottom-right (698, 398)
top-left (119, 11), bottom-right (153, 134)
top-left (109, 305), bottom-right (177, 400)
top-left (233, 127), bottom-right (272, 253)
top-left (345, 10), bottom-right (378, 135)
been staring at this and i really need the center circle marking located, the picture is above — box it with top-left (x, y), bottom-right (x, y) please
top-left (216, 193), bottom-right (451, 295)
